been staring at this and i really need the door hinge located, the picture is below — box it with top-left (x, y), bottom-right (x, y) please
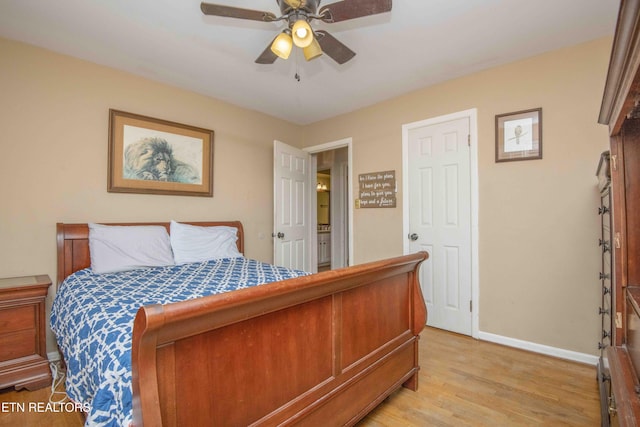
top-left (468, 134), bottom-right (471, 147)
top-left (611, 154), bottom-right (617, 171)
top-left (470, 300), bottom-right (473, 312)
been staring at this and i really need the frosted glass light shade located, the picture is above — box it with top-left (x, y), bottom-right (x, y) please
top-left (271, 32), bottom-right (293, 59)
top-left (303, 37), bottom-right (322, 61)
top-left (292, 20), bottom-right (313, 48)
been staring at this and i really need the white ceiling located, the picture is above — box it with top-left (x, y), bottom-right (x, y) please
top-left (0, 0), bottom-right (619, 125)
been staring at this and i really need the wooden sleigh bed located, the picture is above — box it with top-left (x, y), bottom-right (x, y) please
top-left (55, 221), bottom-right (428, 426)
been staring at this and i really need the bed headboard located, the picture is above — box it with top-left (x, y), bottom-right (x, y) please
top-left (56, 221), bottom-right (244, 287)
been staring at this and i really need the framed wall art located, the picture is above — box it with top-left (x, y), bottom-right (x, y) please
top-left (108, 109), bottom-right (214, 197)
top-left (495, 108), bottom-right (542, 163)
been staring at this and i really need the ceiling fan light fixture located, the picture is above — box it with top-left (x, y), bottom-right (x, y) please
top-left (303, 37), bottom-right (322, 61)
top-left (292, 19), bottom-right (313, 48)
top-left (271, 31), bottom-right (293, 59)
top-left (283, 0), bottom-right (303, 8)
top-left (200, 0), bottom-right (392, 65)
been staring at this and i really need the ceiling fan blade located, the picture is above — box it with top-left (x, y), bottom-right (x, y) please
top-left (319, 0), bottom-right (392, 23)
top-left (255, 38), bottom-right (279, 64)
top-left (315, 30), bottom-right (356, 64)
top-left (200, 2), bottom-right (277, 22)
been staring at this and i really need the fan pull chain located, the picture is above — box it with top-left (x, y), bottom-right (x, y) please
top-left (294, 50), bottom-right (301, 82)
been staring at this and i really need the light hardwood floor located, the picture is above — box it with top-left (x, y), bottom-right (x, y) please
top-left (0, 327), bottom-right (600, 426)
top-left (358, 328), bottom-right (600, 426)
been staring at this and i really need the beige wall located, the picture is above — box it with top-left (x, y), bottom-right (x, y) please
top-left (1, 35), bottom-right (613, 357)
top-left (0, 38), bottom-right (303, 351)
top-left (301, 37), bottom-right (612, 355)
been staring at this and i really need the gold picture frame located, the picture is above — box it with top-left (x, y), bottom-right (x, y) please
top-left (495, 108), bottom-right (542, 162)
top-left (108, 109), bottom-right (214, 197)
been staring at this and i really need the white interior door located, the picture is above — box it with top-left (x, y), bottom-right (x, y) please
top-left (406, 116), bottom-right (472, 335)
top-left (274, 140), bottom-right (311, 271)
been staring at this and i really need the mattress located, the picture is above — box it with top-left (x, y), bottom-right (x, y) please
top-left (50, 257), bottom-right (308, 426)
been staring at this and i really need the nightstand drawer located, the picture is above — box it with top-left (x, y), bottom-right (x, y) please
top-left (0, 329), bottom-right (37, 361)
top-left (0, 274), bottom-right (51, 390)
top-left (0, 305), bottom-right (35, 334)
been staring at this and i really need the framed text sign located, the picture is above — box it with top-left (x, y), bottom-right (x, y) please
top-left (358, 170), bottom-right (396, 208)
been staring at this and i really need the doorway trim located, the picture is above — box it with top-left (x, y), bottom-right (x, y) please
top-left (304, 138), bottom-right (354, 268)
top-left (401, 109), bottom-right (479, 338)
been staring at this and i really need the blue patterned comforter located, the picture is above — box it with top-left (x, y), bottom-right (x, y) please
top-left (50, 257), bottom-right (308, 427)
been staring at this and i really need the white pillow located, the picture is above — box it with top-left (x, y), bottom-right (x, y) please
top-left (88, 223), bottom-right (175, 274)
top-left (170, 221), bottom-right (242, 264)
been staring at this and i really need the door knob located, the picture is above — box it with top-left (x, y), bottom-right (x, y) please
top-left (277, 232), bottom-right (285, 239)
top-left (409, 233), bottom-right (419, 241)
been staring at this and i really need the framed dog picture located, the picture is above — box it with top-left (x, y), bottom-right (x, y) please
top-left (108, 109), bottom-right (214, 197)
top-left (495, 108), bottom-right (542, 163)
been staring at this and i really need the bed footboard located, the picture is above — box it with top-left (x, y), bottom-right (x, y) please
top-left (131, 252), bottom-right (428, 426)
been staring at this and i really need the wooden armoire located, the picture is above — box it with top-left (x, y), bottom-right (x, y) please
top-left (598, 0), bottom-right (640, 425)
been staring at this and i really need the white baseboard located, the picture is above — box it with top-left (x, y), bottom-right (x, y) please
top-left (477, 331), bottom-right (599, 366)
top-left (47, 351), bottom-right (61, 362)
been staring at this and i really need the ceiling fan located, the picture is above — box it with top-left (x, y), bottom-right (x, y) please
top-left (200, 0), bottom-right (392, 65)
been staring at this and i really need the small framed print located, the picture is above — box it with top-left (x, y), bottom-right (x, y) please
top-left (495, 108), bottom-right (542, 162)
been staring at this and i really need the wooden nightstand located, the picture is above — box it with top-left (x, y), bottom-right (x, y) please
top-left (0, 275), bottom-right (52, 391)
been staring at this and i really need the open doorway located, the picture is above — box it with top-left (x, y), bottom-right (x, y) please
top-left (313, 148), bottom-right (349, 271)
top-left (305, 138), bottom-right (353, 273)
top-left (316, 169), bottom-right (331, 271)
